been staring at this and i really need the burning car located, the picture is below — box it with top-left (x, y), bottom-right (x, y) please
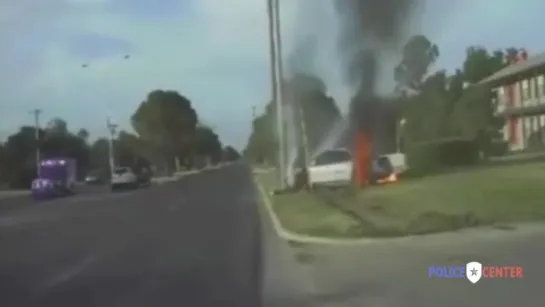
top-left (290, 148), bottom-right (403, 190)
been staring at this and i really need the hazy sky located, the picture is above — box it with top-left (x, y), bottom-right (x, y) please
top-left (1, 0), bottom-right (545, 149)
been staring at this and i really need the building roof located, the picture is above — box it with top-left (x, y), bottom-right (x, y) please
top-left (479, 52), bottom-right (545, 85)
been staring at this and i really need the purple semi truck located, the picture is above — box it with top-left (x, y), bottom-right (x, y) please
top-left (31, 158), bottom-right (77, 200)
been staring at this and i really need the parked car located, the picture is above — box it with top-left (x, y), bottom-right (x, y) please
top-left (111, 167), bottom-right (139, 191)
top-left (308, 148), bottom-right (354, 188)
top-left (111, 166), bottom-right (152, 191)
top-left (307, 148), bottom-right (402, 188)
top-left (84, 170), bottom-right (109, 185)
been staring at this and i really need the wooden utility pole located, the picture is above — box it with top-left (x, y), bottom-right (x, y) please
top-left (29, 109), bottom-right (42, 176)
top-left (106, 117), bottom-right (118, 174)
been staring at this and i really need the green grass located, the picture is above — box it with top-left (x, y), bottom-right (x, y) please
top-left (255, 171), bottom-right (362, 238)
top-left (255, 161), bottom-right (545, 238)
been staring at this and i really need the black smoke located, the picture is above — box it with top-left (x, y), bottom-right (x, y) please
top-left (334, 0), bottom-right (420, 154)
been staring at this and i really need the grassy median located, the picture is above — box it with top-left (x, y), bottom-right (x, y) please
top-left (255, 161), bottom-right (545, 238)
top-left (255, 170), bottom-right (363, 238)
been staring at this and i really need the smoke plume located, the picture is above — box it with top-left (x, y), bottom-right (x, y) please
top-left (334, 0), bottom-right (421, 154)
top-left (334, 0), bottom-right (420, 96)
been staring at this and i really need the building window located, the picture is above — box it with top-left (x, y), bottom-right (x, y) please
top-left (522, 79), bottom-right (530, 102)
top-left (539, 75), bottom-right (545, 101)
top-left (530, 77), bottom-right (537, 99)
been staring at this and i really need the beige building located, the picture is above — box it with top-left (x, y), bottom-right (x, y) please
top-left (480, 50), bottom-right (545, 151)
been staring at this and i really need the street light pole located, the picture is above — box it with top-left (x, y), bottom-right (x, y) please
top-left (397, 118), bottom-right (406, 152)
top-left (272, 0), bottom-right (288, 188)
top-left (266, 0), bottom-right (285, 188)
top-left (29, 109), bottom-right (42, 176)
top-left (106, 117), bottom-right (118, 175)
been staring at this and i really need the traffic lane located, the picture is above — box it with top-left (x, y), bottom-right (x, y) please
top-left (0, 184), bottom-right (112, 215)
top-left (303, 226), bottom-right (545, 306)
top-left (0, 165), bottom-right (263, 307)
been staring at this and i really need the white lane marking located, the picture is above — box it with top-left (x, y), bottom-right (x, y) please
top-left (0, 214), bottom-right (62, 227)
top-left (40, 255), bottom-right (97, 289)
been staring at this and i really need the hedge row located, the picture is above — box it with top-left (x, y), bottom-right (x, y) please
top-left (405, 138), bottom-right (484, 177)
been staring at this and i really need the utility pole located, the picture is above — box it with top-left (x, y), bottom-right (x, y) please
top-left (267, 0), bottom-right (286, 189)
top-left (272, 0), bottom-right (288, 188)
top-left (29, 109), bottom-right (42, 176)
top-left (106, 117), bottom-right (118, 175)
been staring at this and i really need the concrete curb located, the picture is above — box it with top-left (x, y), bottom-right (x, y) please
top-left (255, 180), bottom-right (383, 245)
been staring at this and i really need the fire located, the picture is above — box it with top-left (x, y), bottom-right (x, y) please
top-left (377, 172), bottom-right (398, 184)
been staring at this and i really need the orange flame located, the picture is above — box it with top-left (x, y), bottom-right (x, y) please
top-left (377, 173), bottom-right (398, 185)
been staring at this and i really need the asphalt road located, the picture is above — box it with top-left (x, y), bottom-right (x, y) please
top-left (299, 224), bottom-right (545, 306)
top-left (0, 165), bottom-right (313, 307)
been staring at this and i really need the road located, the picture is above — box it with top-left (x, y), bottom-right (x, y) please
top-left (0, 165), bottom-right (313, 307)
top-left (297, 224), bottom-right (545, 306)
top-left (5, 164), bottom-right (542, 307)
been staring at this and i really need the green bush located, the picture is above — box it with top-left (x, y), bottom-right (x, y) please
top-left (485, 140), bottom-right (508, 157)
top-left (406, 138), bottom-right (480, 176)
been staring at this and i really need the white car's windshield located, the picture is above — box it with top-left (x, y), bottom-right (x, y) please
top-left (314, 150), bottom-right (352, 165)
top-left (114, 168), bottom-right (131, 175)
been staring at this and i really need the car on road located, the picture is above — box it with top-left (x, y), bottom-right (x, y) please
top-left (84, 169), bottom-right (109, 185)
top-left (111, 167), bottom-right (152, 191)
top-left (111, 167), bottom-right (139, 191)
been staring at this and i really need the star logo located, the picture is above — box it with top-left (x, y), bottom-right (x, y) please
top-left (466, 261), bottom-right (482, 283)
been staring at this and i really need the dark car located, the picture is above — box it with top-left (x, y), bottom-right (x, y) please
top-left (84, 170), bottom-right (109, 185)
top-left (369, 156), bottom-right (394, 184)
top-left (135, 167), bottom-right (152, 187)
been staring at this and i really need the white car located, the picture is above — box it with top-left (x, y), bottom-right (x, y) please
top-left (308, 148), bottom-right (354, 188)
top-left (111, 167), bottom-right (139, 190)
top-left (307, 149), bottom-right (406, 188)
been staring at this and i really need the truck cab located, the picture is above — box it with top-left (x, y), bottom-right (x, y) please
top-left (31, 158), bottom-right (77, 199)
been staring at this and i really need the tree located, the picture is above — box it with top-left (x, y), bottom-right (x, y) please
top-left (1, 122), bottom-right (92, 187)
top-left (45, 118), bottom-right (69, 136)
top-left (243, 113), bottom-right (277, 164)
top-left (395, 35), bottom-right (440, 90)
top-left (131, 90), bottom-right (198, 170)
top-left (223, 146), bottom-right (240, 161)
top-left (244, 75), bottom-right (342, 165)
top-left (462, 46), bottom-right (505, 84)
top-left (192, 125), bottom-right (223, 164)
top-left (0, 143), bottom-right (6, 186)
top-left (2, 127), bottom-right (43, 188)
top-left (115, 131), bottom-right (143, 167)
top-left (90, 138), bottom-right (110, 171)
top-left (76, 128), bottom-right (90, 141)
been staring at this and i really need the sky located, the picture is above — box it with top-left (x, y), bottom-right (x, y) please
top-left (1, 0), bottom-right (545, 149)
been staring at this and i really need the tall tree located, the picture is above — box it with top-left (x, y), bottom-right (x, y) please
top-left (462, 46), bottom-right (505, 84)
top-left (76, 128), bottom-right (90, 141)
top-left (244, 75), bottom-right (341, 165)
top-left (45, 118), bottom-right (69, 136)
top-left (193, 125), bottom-right (223, 164)
top-left (131, 90), bottom-right (198, 170)
top-left (395, 35), bottom-right (440, 90)
top-left (223, 146), bottom-right (240, 161)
